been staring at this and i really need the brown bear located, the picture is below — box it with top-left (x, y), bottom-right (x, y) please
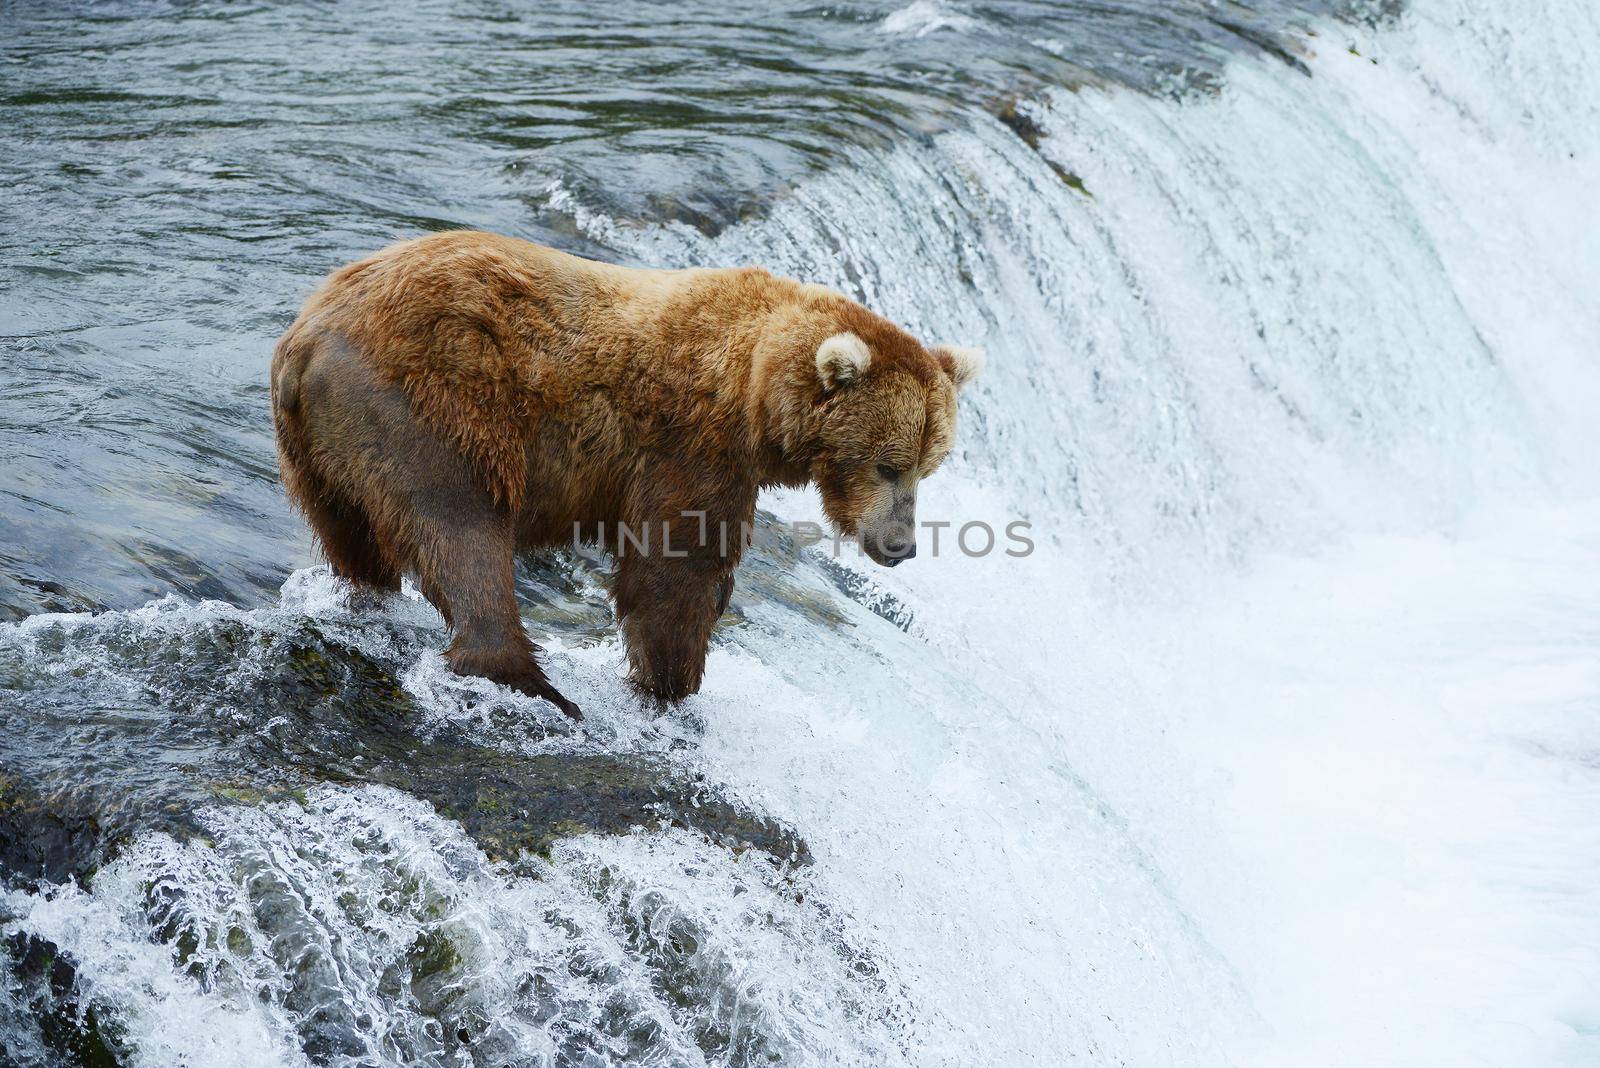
top-left (271, 231), bottom-right (983, 718)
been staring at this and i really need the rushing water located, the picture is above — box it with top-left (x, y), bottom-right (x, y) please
top-left (3, 0), bottom-right (1599, 1065)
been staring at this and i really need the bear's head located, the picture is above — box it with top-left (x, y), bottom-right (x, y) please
top-left (781, 312), bottom-right (983, 568)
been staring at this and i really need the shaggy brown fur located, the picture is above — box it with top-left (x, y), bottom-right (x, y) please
top-left (271, 231), bottom-right (982, 717)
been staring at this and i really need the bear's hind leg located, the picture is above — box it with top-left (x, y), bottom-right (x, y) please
top-left (299, 476), bottom-right (402, 596)
top-left (278, 430), bottom-right (400, 595)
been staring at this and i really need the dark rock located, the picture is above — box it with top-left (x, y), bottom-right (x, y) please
top-left (2, 933), bottom-right (125, 1067)
top-left (995, 97), bottom-right (1094, 197)
top-left (0, 609), bottom-right (809, 895)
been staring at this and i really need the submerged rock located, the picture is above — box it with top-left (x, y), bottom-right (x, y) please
top-left (0, 933), bottom-right (123, 1068)
top-left (0, 606), bottom-right (808, 893)
top-left (995, 97), bottom-right (1094, 197)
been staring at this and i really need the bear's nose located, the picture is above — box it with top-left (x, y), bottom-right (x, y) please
top-left (882, 539), bottom-right (916, 565)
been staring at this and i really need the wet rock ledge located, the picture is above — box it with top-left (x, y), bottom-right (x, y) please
top-left (0, 615), bottom-right (809, 889)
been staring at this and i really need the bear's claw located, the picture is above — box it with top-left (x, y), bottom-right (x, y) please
top-left (445, 646), bottom-right (582, 721)
top-left (516, 677), bottom-right (582, 721)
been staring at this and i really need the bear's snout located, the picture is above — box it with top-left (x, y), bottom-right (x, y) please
top-left (865, 520), bottom-right (917, 567)
top-left (882, 539), bottom-right (916, 566)
top-left (882, 530), bottom-right (916, 562)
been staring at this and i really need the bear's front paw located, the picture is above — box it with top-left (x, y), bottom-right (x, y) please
top-left (627, 662), bottom-right (703, 705)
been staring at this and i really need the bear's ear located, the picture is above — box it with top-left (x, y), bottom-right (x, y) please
top-left (816, 332), bottom-right (872, 392)
top-left (933, 345), bottom-right (986, 391)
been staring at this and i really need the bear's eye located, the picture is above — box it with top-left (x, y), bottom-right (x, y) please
top-left (876, 463), bottom-right (901, 482)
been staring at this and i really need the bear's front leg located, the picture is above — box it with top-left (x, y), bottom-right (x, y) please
top-left (614, 554), bottom-right (732, 703)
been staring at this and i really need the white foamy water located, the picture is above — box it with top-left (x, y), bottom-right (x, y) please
top-left (5, 0), bottom-right (1599, 1063)
top-left (5, 787), bottom-right (915, 1066)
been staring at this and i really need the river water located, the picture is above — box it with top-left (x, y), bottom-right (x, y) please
top-left (2, 1), bottom-right (1598, 1065)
